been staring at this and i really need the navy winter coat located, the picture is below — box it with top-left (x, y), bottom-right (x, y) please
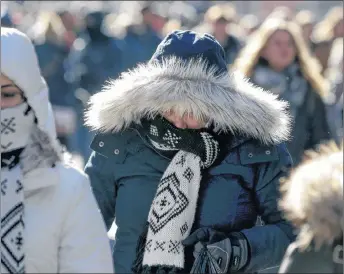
top-left (84, 57), bottom-right (295, 273)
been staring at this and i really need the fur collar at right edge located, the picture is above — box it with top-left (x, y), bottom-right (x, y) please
top-left (280, 148), bottom-right (343, 250)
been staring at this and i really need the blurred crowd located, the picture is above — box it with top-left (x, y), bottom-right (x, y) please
top-left (2, 0), bottom-right (343, 167)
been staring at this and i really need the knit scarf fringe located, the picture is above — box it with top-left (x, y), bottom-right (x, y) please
top-left (132, 222), bottom-right (183, 274)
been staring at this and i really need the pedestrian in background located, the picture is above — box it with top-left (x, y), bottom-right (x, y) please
top-left (233, 18), bottom-right (331, 166)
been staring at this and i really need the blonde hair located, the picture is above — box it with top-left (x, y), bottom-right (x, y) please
top-left (279, 142), bottom-right (343, 250)
top-left (312, 6), bottom-right (343, 44)
top-left (239, 14), bottom-right (260, 33)
top-left (205, 3), bottom-right (237, 24)
top-left (28, 11), bottom-right (66, 45)
top-left (294, 9), bottom-right (315, 27)
top-left (228, 22), bottom-right (246, 41)
top-left (266, 6), bottom-right (293, 22)
top-left (232, 18), bottom-right (329, 98)
top-left (162, 19), bottom-right (182, 37)
top-left (324, 37), bottom-right (343, 80)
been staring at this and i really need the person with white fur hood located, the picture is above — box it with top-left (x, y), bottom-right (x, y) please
top-left (85, 30), bottom-right (295, 273)
top-left (279, 142), bottom-right (343, 273)
top-left (0, 27), bottom-right (114, 273)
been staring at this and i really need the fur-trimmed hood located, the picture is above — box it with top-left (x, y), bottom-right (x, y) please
top-left (280, 144), bottom-right (344, 250)
top-left (85, 57), bottom-right (291, 145)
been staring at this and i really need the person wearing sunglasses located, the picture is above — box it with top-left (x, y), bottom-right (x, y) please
top-left (1, 27), bottom-right (114, 273)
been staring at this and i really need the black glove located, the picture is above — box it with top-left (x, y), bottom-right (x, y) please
top-left (182, 227), bottom-right (249, 273)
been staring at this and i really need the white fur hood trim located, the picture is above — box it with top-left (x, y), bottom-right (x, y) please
top-left (280, 149), bottom-right (343, 249)
top-left (85, 57), bottom-right (291, 145)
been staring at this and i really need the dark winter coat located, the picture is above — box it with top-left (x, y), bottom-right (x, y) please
top-left (279, 240), bottom-right (343, 273)
top-left (84, 57), bottom-right (295, 273)
top-left (70, 37), bottom-right (123, 96)
top-left (34, 41), bottom-right (73, 107)
top-left (65, 11), bottom-right (124, 99)
top-left (118, 25), bottom-right (162, 72)
top-left (251, 62), bottom-right (331, 166)
top-left (222, 34), bottom-right (243, 67)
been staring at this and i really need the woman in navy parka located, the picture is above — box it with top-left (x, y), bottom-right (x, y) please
top-left (85, 30), bottom-right (294, 273)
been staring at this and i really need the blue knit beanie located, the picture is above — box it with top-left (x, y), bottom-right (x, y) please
top-left (150, 30), bottom-right (228, 75)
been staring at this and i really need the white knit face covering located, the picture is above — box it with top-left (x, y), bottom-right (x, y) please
top-left (1, 103), bottom-right (34, 153)
top-left (1, 103), bottom-right (34, 274)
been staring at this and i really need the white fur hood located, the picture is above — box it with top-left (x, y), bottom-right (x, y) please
top-left (85, 57), bottom-right (291, 145)
top-left (1, 27), bottom-right (62, 160)
top-left (280, 146), bottom-right (344, 250)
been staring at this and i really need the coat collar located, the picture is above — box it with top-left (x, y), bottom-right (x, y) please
top-left (24, 165), bottom-right (59, 192)
top-left (91, 128), bottom-right (278, 168)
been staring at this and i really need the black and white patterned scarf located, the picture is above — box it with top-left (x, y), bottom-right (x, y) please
top-left (1, 103), bottom-right (34, 274)
top-left (132, 117), bottom-right (220, 273)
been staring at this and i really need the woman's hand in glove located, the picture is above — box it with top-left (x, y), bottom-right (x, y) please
top-left (182, 227), bottom-right (250, 273)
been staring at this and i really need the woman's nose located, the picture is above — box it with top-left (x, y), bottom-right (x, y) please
top-left (172, 117), bottom-right (186, 129)
top-left (183, 115), bottom-right (203, 129)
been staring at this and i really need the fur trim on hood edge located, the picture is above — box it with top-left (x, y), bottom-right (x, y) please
top-left (280, 143), bottom-right (344, 250)
top-left (85, 57), bottom-right (291, 145)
